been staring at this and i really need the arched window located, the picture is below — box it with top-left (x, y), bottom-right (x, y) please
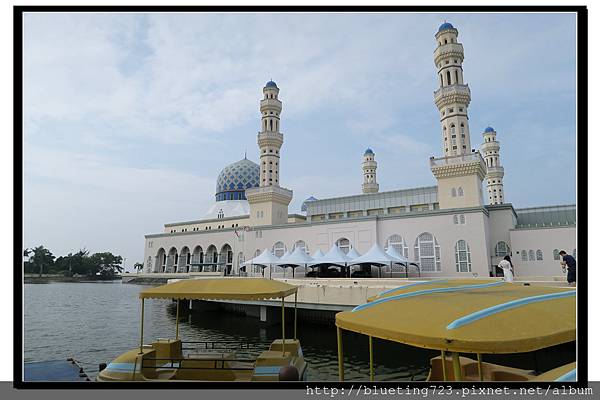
top-left (336, 238), bottom-right (351, 254)
top-left (414, 232), bottom-right (441, 272)
top-left (455, 70), bottom-right (459, 84)
top-left (455, 240), bottom-right (472, 272)
top-left (439, 74), bottom-right (443, 86)
top-left (495, 241), bottom-right (510, 257)
top-left (293, 240), bottom-right (308, 254)
top-left (453, 215), bottom-right (459, 224)
top-left (269, 119), bottom-right (273, 131)
top-left (217, 209), bottom-right (224, 219)
top-left (264, 120), bottom-right (267, 130)
top-left (275, 120), bottom-right (278, 131)
top-left (272, 241), bottom-right (286, 257)
top-left (446, 70), bottom-right (451, 85)
top-left (536, 250), bottom-right (543, 261)
top-left (450, 124), bottom-right (455, 135)
top-left (459, 214), bottom-right (466, 224)
top-left (385, 234), bottom-right (409, 258)
top-left (451, 187), bottom-right (457, 197)
top-left (553, 249), bottom-right (560, 260)
top-left (457, 187), bottom-right (464, 197)
top-left (528, 250), bottom-right (535, 261)
top-left (521, 250), bottom-right (527, 262)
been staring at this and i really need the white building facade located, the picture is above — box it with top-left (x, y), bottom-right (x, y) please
top-left (143, 23), bottom-right (576, 279)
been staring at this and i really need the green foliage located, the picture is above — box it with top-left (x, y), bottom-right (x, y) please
top-left (133, 262), bottom-right (144, 272)
top-left (24, 246), bottom-right (124, 278)
top-left (25, 246), bottom-right (55, 276)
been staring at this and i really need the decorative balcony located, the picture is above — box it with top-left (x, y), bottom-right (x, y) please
top-left (430, 152), bottom-right (487, 180)
top-left (434, 43), bottom-right (464, 65)
top-left (434, 84), bottom-right (470, 99)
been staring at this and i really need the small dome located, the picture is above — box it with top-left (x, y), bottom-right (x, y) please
top-left (215, 158), bottom-right (260, 201)
top-left (301, 196), bottom-right (318, 213)
top-left (364, 148), bottom-right (374, 155)
top-left (265, 80), bottom-right (278, 88)
top-left (438, 22), bottom-right (454, 32)
top-left (484, 126), bottom-right (495, 133)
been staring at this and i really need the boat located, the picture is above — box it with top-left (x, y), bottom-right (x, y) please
top-left (335, 279), bottom-right (576, 382)
top-left (97, 278), bottom-right (307, 381)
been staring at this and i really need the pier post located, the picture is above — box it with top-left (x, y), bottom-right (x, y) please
top-left (281, 297), bottom-right (285, 356)
top-left (441, 350), bottom-right (447, 380)
top-left (139, 299), bottom-right (145, 354)
top-left (294, 292), bottom-right (298, 340)
top-left (175, 299), bottom-right (180, 340)
top-left (451, 352), bottom-right (462, 381)
top-left (336, 326), bottom-right (344, 382)
top-left (369, 335), bottom-right (374, 381)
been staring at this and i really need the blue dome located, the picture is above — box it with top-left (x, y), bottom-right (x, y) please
top-left (301, 196), bottom-right (318, 213)
top-left (438, 22), bottom-right (454, 32)
top-left (364, 148), bottom-right (374, 155)
top-left (484, 126), bottom-right (495, 133)
top-left (215, 158), bottom-right (260, 201)
top-left (265, 80), bottom-right (278, 88)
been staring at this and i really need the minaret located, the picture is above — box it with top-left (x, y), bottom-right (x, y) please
top-left (434, 22), bottom-right (471, 156)
top-left (361, 148), bottom-right (379, 194)
top-left (481, 126), bottom-right (505, 205)
top-left (429, 22), bottom-right (487, 209)
top-left (246, 80), bottom-right (293, 226)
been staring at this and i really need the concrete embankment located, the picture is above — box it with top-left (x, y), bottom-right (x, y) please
top-left (24, 274), bottom-right (121, 283)
top-left (123, 274), bottom-right (570, 325)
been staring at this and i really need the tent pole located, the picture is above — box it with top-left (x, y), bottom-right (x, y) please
top-left (369, 335), bottom-right (374, 381)
top-left (477, 353), bottom-right (483, 381)
top-left (175, 299), bottom-right (180, 340)
top-left (336, 326), bottom-right (344, 382)
top-left (406, 263), bottom-right (408, 279)
top-left (294, 291), bottom-right (298, 340)
top-left (281, 296), bottom-right (285, 356)
top-left (451, 352), bottom-right (462, 381)
top-left (441, 350), bottom-right (447, 381)
top-left (139, 299), bottom-right (145, 354)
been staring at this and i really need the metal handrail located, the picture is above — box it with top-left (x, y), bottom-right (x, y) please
top-left (181, 340), bottom-right (267, 352)
top-left (141, 357), bottom-right (255, 371)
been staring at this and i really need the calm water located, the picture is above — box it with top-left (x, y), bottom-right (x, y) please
top-left (24, 281), bottom-right (436, 381)
top-left (24, 282), bottom-right (573, 381)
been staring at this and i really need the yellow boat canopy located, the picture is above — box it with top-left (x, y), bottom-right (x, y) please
top-left (139, 278), bottom-right (298, 301)
top-left (336, 280), bottom-right (575, 354)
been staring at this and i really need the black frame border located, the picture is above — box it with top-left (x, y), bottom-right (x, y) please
top-left (14, 4), bottom-right (588, 390)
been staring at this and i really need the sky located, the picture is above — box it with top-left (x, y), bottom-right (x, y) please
top-left (23, 12), bottom-right (577, 270)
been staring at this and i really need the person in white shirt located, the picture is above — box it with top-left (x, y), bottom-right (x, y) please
top-left (498, 255), bottom-right (514, 283)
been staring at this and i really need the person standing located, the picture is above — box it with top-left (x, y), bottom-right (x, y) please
top-left (498, 255), bottom-right (514, 283)
top-left (559, 250), bottom-right (576, 286)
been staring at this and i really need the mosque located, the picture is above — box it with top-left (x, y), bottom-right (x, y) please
top-left (143, 22), bottom-right (576, 279)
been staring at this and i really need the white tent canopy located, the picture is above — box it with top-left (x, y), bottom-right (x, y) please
top-left (243, 248), bottom-right (280, 266)
top-left (276, 247), bottom-right (314, 266)
top-left (348, 243), bottom-right (401, 266)
top-left (278, 250), bottom-right (292, 264)
top-left (309, 244), bottom-right (352, 266)
top-left (385, 246), bottom-right (410, 265)
top-left (311, 248), bottom-right (325, 261)
top-left (346, 247), bottom-right (361, 260)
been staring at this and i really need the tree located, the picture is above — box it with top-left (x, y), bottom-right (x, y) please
top-left (28, 246), bottom-right (55, 276)
top-left (133, 262), bottom-right (144, 273)
top-left (89, 252), bottom-right (123, 278)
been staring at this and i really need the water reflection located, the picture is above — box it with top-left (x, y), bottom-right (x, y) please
top-left (24, 282), bottom-right (573, 381)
